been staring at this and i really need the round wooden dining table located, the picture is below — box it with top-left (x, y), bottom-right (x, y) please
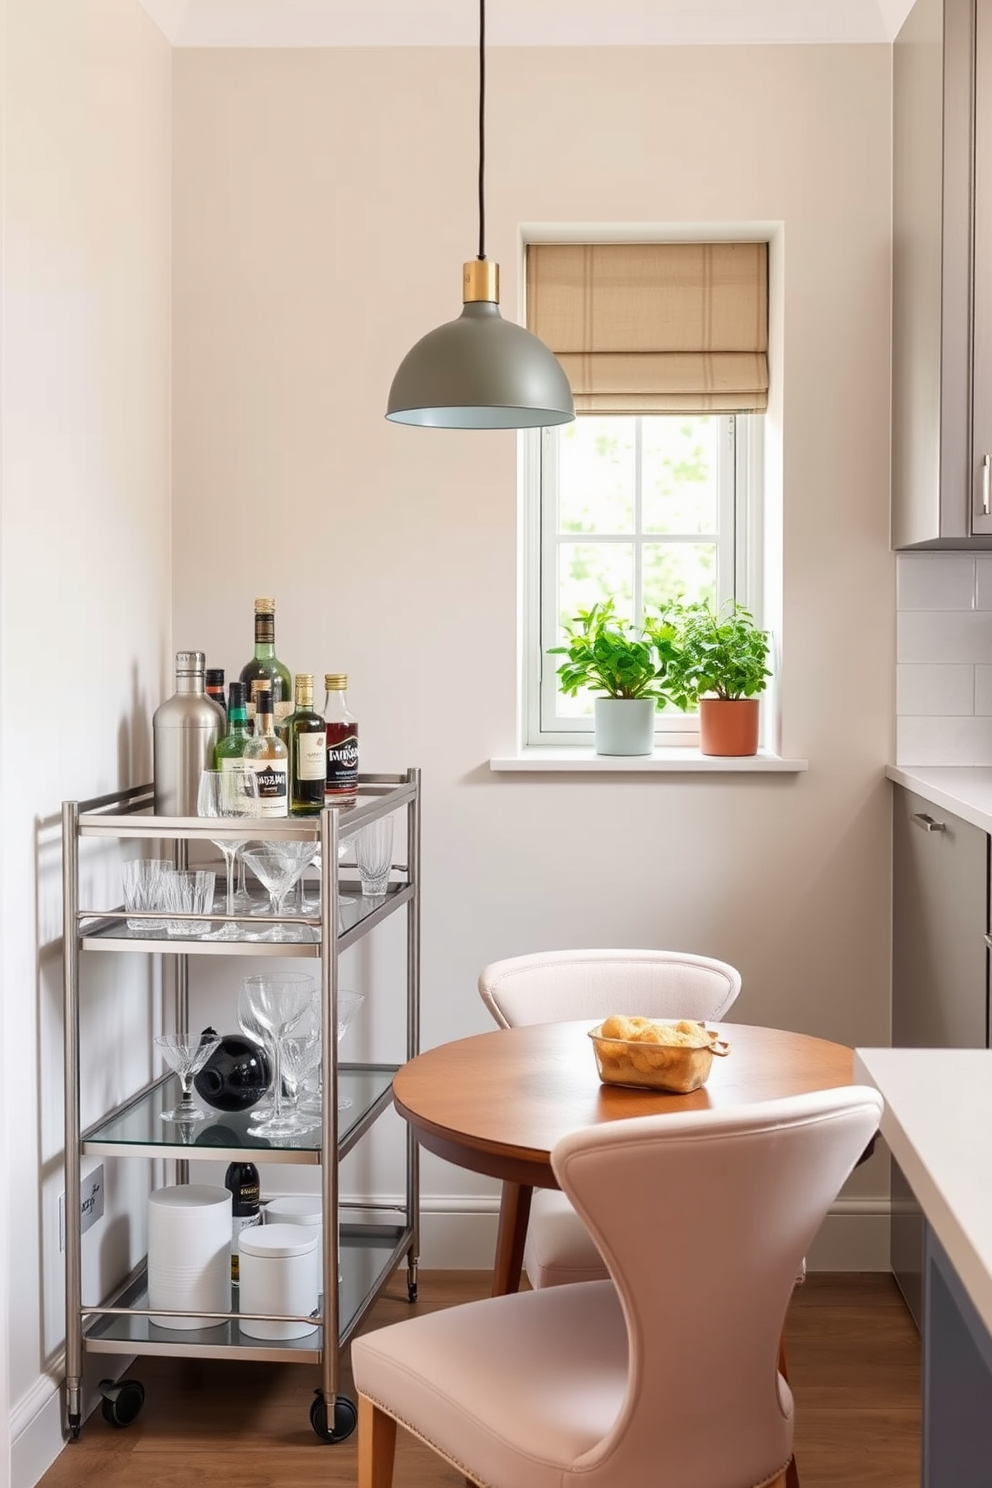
top-left (393, 1020), bottom-right (857, 1296)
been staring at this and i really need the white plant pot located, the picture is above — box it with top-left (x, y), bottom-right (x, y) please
top-left (594, 698), bottom-right (656, 756)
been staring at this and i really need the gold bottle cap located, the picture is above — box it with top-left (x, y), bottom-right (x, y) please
top-left (324, 672), bottom-right (348, 690)
top-left (295, 673), bottom-right (314, 704)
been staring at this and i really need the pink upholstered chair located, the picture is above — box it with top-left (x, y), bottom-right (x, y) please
top-left (478, 947), bottom-right (742, 1289)
top-left (352, 1086), bottom-right (884, 1488)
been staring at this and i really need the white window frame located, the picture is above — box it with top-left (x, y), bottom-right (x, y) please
top-left (520, 413), bottom-right (764, 748)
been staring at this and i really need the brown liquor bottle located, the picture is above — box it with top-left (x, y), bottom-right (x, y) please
top-left (323, 673), bottom-right (359, 807)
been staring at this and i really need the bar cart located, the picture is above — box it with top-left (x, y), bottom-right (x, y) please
top-left (61, 770), bottom-right (420, 1444)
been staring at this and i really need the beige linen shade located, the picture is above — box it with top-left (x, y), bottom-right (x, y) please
top-left (526, 242), bottom-right (769, 413)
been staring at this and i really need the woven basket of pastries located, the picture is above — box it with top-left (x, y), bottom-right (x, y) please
top-left (588, 1016), bottom-right (731, 1094)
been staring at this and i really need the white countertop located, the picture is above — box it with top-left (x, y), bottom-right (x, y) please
top-left (886, 765), bottom-right (992, 835)
top-left (855, 1046), bottom-right (992, 1334)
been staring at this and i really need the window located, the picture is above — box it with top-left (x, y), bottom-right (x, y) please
top-left (522, 239), bottom-right (769, 750)
top-left (523, 412), bottom-right (761, 744)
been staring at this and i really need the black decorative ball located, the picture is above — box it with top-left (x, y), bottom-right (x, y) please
top-left (194, 1027), bottom-right (271, 1112)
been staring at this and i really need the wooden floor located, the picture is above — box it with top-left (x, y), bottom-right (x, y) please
top-left (39, 1271), bottom-right (921, 1488)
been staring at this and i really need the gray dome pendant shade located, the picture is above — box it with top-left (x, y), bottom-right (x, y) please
top-left (385, 1), bottom-right (575, 431)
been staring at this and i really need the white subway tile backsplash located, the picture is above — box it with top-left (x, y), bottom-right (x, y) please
top-left (976, 557), bottom-right (992, 610)
top-left (898, 609), bottom-right (992, 663)
top-left (897, 553), bottom-right (976, 610)
top-left (975, 666), bottom-right (992, 715)
top-left (897, 714), bottom-right (992, 766)
top-left (897, 664), bottom-right (974, 715)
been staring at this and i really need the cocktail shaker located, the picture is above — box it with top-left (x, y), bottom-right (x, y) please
top-left (153, 651), bottom-right (225, 816)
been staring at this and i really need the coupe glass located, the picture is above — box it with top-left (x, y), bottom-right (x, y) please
top-left (241, 841), bottom-right (320, 941)
top-left (243, 974), bottom-right (315, 1136)
top-left (196, 768), bottom-right (260, 939)
top-left (155, 1032), bottom-right (221, 1123)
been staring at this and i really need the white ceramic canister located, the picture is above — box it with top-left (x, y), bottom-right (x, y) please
top-left (147, 1184), bottom-right (232, 1330)
top-left (239, 1223), bottom-right (319, 1340)
top-left (264, 1195), bottom-right (324, 1282)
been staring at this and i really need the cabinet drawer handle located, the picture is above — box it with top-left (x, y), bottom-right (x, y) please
top-left (984, 454), bottom-right (991, 515)
top-left (911, 812), bottom-right (946, 832)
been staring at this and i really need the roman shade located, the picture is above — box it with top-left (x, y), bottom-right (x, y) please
top-left (526, 242), bottom-right (769, 414)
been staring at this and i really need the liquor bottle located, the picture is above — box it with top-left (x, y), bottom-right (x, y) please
top-left (288, 673), bottom-right (326, 816)
top-left (240, 597), bottom-right (292, 736)
top-left (224, 1160), bottom-right (261, 1286)
top-left (215, 681), bottom-right (251, 769)
top-left (152, 651), bottom-right (225, 816)
top-left (205, 668), bottom-right (227, 719)
top-left (243, 687), bottom-right (289, 816)
top-left (324, 673), bottom-right (359, 807)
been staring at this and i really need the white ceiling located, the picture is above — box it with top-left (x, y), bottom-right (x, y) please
top-left (136, 0), bottom-right (916, 48)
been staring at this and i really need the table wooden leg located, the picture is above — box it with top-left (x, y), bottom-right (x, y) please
top-left (492, 1181), bottom-right (533, 1295)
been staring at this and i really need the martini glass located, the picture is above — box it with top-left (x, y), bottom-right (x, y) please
top-left (300, 990), bottom-right (365, 1114)
top-left (243, 974), bottom-right (315, 1137)
top-left (155, 1032), bottom-right (221, 1123)
top-left (241, 841), bottom-right (319, 942)
top-left (196, 768), bottom-right (260, 939)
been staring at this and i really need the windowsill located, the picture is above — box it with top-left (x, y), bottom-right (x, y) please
top-left (488, 748), bottom-right (808, 774)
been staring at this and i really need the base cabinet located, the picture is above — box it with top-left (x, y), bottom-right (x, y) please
top-left (891, 785), bottom-right (989, 1325)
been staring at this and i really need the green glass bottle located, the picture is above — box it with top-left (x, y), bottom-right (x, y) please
top-left (215, 681), bottom-right (251, 769)
top-left (288, 673), bottom-right (326, 816)
top-left (239, 597), bottom-right (292, 736)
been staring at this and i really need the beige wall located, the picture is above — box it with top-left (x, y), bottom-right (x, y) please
top-left (173, 44), bottom-right (895, 1252)
top-left (1, 1), bottom-right (172, 1481)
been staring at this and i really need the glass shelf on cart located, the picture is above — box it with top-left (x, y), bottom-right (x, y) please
top-left (82, 1225), bottom-right (408, 1357)
top-left (80, 880), bottom-right (412, 953)
top-left (81, 1065), bottom-right (397, 1157)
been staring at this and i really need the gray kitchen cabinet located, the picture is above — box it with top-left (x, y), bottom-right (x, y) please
top-left (891, 784), bottom-right (989, 1324)
top-left (892, 0), bottom-right (992, 548)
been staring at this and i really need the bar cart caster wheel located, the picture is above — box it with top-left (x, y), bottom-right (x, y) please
top-left (310, 1389), bottom-right (357, 1443)
top-left (98, 1378), bottom-right (145, 1428)
top-left (408, 1280), bottom-right (418, 1302)
top-left (67, 1418), bottom-right (81, 1443)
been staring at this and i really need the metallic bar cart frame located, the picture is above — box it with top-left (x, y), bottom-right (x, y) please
top-left (61, 769), bottom-right (421, 1444)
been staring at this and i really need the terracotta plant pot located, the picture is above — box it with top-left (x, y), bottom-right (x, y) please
top-left (698, 697), bottom-right (760, 757)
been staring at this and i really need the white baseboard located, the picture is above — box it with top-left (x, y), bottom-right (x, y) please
top-left (11, 1352), bottom-right (133, 1488)
top-left (410, 1194), bottom-right (892, 1273)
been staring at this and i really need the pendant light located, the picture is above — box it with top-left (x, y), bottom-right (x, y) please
top-left (385, 0), bottom-right (575, 430)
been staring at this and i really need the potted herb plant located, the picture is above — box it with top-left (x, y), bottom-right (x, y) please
top-left (548, 599), bottom-right (674, 756)
top-left (664, 599), bottom-right (771, 757)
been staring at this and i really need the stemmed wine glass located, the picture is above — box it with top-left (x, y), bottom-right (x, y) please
top-left (155, 1032), bottom-right (221, 1123)
top-left (280, 1013), bottom-right (322, 1135)
top-left (243, 974), bottom-right (315, 1137)
top-left (196, 768), bottom-right (260, 939)
top-left (241, 840), bottom-right (320, 941)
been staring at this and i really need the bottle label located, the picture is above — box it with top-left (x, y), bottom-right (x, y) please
top-left (296, 733), bottom-right (326, 781)
top-left (326, 728), bottom-right (359, 793)
top-left (245, 759), bottom-right (288, 816)
top-left (274, 700), bottom-right (294, 725)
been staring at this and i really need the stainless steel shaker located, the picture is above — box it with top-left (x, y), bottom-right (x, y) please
top-left (153, 651), bottom-right (225, 815)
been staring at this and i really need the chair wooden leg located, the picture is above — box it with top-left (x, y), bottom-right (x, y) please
top-left (358, 1394), bottom-right (397, 1488)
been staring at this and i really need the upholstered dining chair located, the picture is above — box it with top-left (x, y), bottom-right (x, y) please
top-left (352, 1086), bottom-right (884, 1488)
top-left (477, 947), bottom-right (742, 1289)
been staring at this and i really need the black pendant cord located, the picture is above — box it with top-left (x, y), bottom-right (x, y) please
top-left (478, 0), bottom-right (486, 262)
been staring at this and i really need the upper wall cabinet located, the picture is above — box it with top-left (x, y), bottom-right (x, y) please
top-left (893, 0), bottom-right (992, 548)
